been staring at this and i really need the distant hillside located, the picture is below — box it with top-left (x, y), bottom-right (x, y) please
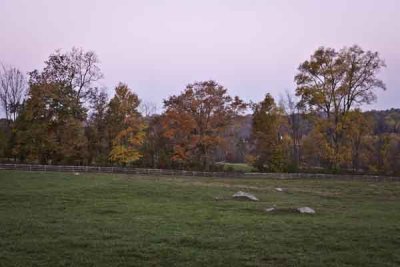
top-left (365, 108), bottom-right (400, 134)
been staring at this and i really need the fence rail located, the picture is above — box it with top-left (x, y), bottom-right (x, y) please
top-left (0, 163), bottom-right (244, 178)
top-left (0, 163), bottom-right (399, 181)
top-left (244, 172), bottom-right (400, 181)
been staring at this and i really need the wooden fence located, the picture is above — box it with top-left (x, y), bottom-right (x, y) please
top-left (244, 172), bottom-right (400, 181)
top-left (0, 163), bottom-right (244, 178)
top-left (0, 163), bottom-right (399, 181)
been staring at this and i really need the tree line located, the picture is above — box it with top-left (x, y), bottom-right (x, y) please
top-left (0, 45), bottom-right (399, 175)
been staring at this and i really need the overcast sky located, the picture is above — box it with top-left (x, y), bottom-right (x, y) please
top-left (0, 0), bottom-right (399, 111)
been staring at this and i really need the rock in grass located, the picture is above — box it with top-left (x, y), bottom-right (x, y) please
top-left (265, 207), bottom-right (275, 212)
top-left (296, 207), bottom-right (316, 214)
top-left (275, 187), bottom-right (284, 192)
top-left (74, 172), bottom-right (80, 176)
top-left (232, 191), bottom-right (259, 201)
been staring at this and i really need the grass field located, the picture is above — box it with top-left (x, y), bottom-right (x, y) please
top-left (0, 171), bottom-right (399, 266)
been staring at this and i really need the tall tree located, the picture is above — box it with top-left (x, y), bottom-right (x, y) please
top-left (0, 119), bottom-right (11, 158)
top-left (14, 82), bottom-right (86, 163)
top-left (343, 109), bottom-right (373, 172)
top-left (251, 93), bottom-right (286, 171)
top-left (140, 114), bottom-right (172, 168)
top-left (280, 92), bottom-right (303, 170)
top-left (162, 80), bottom-right (247, 170)
top-left (86, 90), bottom-right (110, 164)
top-left (295, 45), bottom-right (385, 169)
top-left (107, 83), bottom-right (145, 165)
top-left (0, 64), bottom-right (26, 122)
top-left (12, 48), bottom-right (102, 164)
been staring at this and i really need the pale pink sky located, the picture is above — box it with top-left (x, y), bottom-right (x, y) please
top-left (0, 0), bottom-right (399, 110)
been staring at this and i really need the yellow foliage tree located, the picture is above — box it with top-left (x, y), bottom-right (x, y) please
top-left (107, 83), bottom-right (145, 164)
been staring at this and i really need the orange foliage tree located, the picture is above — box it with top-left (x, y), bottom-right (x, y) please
top-left (162, 80), bottom-right (247, 170)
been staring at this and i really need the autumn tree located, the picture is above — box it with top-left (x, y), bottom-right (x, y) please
top-left (14, 82), bottom-right (87, 163)
top-left (12, 48), bottom-right (102, 164)
top-left (86, 89), bottom-right (110, 164)
top-left (29, 47), bottom-right (103, 104)
top-left (162, 80), bottom-right (247, 170)
top-left (367, 133), bottom-right (400, 175)
top-left (250, 93), bottom-right (286, 171)
top-left (107, 83), bottom-right (145, 165)
top-left (140, 114), bottom-right (172, 168)
top-left (300, 123), bottom-right (324, 169)
top-left (295, 45), bottom-right (386, 169)
top-left (137, 101), bottom-right (163, 167)
top-left (342, 109), bottom-right (373, 172)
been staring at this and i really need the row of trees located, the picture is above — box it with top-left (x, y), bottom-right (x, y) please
top-left (0, 45), bottom-right (399, 175)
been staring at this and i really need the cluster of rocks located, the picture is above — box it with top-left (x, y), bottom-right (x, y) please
top-left (264, 206), bottom-right (316, 214)
top-left (230, 190), bottom-right (316, 214)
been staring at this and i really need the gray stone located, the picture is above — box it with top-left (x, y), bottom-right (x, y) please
top-left (275, 187), bottom-right (284, 192)
top-left (232, 191), bottom-right (259, 201)
top-left (296, 207), bottom-right (315, 214)
top-left (265, 207), bottom-right (275, 212)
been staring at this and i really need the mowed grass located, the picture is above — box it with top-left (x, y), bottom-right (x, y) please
top-left (0, 171), bottom-right (399, 267)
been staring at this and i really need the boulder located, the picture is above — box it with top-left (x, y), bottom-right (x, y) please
top-left (232, 191), bottom-right (259, 201)
top-left (296, 207), bottom-right (315, 214)
top-left (265, 207), bottom-right (275, 212)
top-left (275, 187), bottom-right (284, 192)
